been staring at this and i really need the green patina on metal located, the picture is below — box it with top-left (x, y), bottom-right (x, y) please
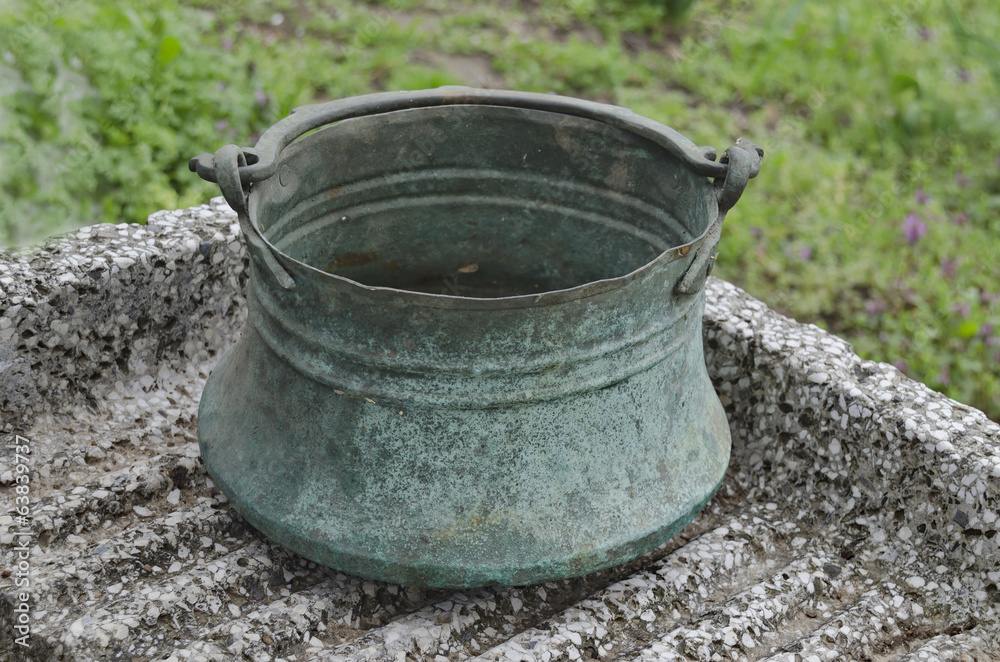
top-left (190, 87), bottom-right (762, 588)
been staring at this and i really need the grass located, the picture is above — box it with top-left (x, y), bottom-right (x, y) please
top-left (1, 0), bottom-right (998, 419)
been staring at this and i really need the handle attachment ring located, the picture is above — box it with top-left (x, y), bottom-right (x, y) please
top-left (675, 138), bottom-right (763, 295)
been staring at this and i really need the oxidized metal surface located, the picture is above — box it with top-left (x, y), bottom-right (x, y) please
top-left (190, 87), bottom-right (762, 588)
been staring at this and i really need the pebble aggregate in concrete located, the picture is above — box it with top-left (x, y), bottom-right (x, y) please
top-left (1, 201), bottom-right (998, 661)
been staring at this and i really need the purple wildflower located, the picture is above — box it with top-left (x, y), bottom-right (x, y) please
top-left (865, 298), bottom-right (887, 315)
top-left (254, 88), bottom-right (268, 107)
top-left (952, 212), bottom-right (970, 226)
top-left (800, 245), bottom-right (813, 261)
top-left (902, 212), bottom-right (927, 244)
top-left (919, 26), bottom-right (933, 41)
top-left (893, 360), bottom-right (910, 374)
top-left (940, 258), bottom-right (958, 279)
top-left (215, 119), bottom-right (229, 133)
top-left (952, 302), bottom-right (971, 318)
top-left (222, 37), bottom-right (233, 50)
top-left (955, 170), bottom-right (970, 187)
top-left (981, 323), bottom-right (995, 339)
top-left (914, 187), bottom-right (930, 204)
top-left (981, 290), bottom-right (999, 306)
top-left (750, 226), bottom-right (764, 241)
top-left (936, 367), bottom-right (951, 385)
top-left (958, 68), bottom-right (972, 83)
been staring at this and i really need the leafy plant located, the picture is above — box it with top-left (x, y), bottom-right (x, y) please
top-left (0, 1), bottom-right (280, 243)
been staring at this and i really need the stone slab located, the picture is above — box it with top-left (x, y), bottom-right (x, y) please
top-left (1, 200), bottom-right (998, 661)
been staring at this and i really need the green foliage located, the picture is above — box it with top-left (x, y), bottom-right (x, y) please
top-left (945, 1), bottom-right (1000, 88)
top-left (0, 1), bottom-right (279, 243)
top-left (520, 0), bottom-right (696, 39)
top-left (493, 36), bottom-right (636, 96)
top-left (1, 0), bottom-right (998, 420)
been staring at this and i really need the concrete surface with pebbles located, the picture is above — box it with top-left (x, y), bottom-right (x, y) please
top-left (1, 199), bottom-right (999, 662)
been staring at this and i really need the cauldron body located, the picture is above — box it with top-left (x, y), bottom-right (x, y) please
top-left (191, 88), bottom-right (761, 588)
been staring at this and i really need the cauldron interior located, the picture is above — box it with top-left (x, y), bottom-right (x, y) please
top-left (252, 104), bottom-right (714, 298)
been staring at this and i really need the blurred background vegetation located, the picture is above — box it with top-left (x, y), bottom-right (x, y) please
top-left (1, 0), bottom-right (998, 419)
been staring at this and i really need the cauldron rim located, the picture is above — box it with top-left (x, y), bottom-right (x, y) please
top-left (192, 87), bottom-right (760, 306)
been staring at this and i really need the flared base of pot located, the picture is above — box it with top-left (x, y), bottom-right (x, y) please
top-left (197, 324), bottom-right (731, 588)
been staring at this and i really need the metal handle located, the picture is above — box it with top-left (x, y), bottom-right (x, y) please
top-left (189, 87), bottom-right (737, 194)
top-left (208, 144), bottom-right (252, 218)
top-left (203, 144), bottom-right (296, 290)
top-left (674, 138), bottom-right (763, 296)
